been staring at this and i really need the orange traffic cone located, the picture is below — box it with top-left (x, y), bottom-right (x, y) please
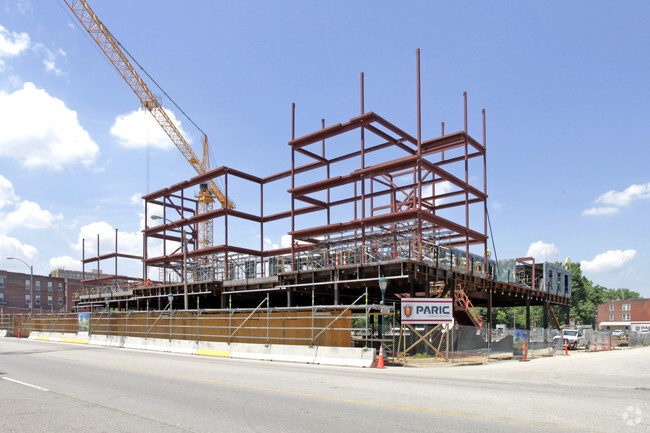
top-left (17, 327), bottom-right (21, 339)
top-left (377, 346), bottom-right (386, 369)
top-left (593, 336), bottom-right (597, 352)
top-left (521, 338), bottom-right (529, 362)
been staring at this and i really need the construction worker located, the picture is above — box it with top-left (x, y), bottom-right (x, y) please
top-left (486, 248), bottom-right (491, 259)
top-left (564, 257), bottom-right (570, 269)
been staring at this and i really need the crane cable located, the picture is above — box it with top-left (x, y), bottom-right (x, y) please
top-left (58, 0), bottom-right (207, 140)
top-left (110, 31), bottom-right (207, 139)
top-left (486, 207), bottom-right (500, 277)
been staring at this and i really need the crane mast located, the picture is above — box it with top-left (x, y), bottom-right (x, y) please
top-left (64, 0), bottom-right (233, 251)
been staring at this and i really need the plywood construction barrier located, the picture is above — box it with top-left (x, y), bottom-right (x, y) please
top-left (13, 310), bottom-right (352, 347)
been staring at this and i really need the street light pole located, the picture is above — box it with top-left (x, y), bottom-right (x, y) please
top-left (182, 225), bottom-right (187, 310)
top-left (151, 215), bottom-right (189, 310)
top-left (378, 276), bottom-right (388, 360)
top-left (7, 257), bottom-right (33, 315)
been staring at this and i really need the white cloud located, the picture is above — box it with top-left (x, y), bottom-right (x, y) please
top-left (0, 233), bottom-right (37, 262)
top-left (0, 174), bottom-right (18, 209)
top-left (490, 200), bottom-right (502, 211)
top-left (3, 200), bottom-right (62, 230)
top-left (581, 206), bottom-right (619, 216)
top-left (584, 182), bottom-right (650, 216)
top-left (281, 234), bottom-right (292, 248)
top-left (73, 221), bottom-right (142, 256)
top-left (596, 183), bottom-right (650, 207)
top-left (264, 237), bottom-right (279, 250)
top-left (581, 249), bottom-right (637, 273)
top-left (110, 107), bottom-right (190, 149)
top-left (0, 82), bottom-right (99, 170)
top-left (434, 181), bottom-right (454, 206)
top-left (32, 42), bottom-right (66, 76)
top-left (423, 181), bottom-right (454, 206)
top-left (43, 49), bottom-right (63, 75)
top-left (0, 176), bottom-right (63, 232)
top-left (526, 240), bottom-right (559, 263)
top-left (15, 1), bottom-right (34, 15)
top-left (0, 25), bottom-right (30, 69)
top-left (130, 193), bottom-right (143, 206)
top-left (49, 255), bottom-right (81, 271)
top-left (138, 200), bottom-right (165, 231)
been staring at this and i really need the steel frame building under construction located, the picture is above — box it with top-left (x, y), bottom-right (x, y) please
top-left (79, 54), bottom-right (571, 329)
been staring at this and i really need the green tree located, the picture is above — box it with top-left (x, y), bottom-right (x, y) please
top-left (491, 306), bottom-right (543, 329)
top-left (602, 288), bottom-right (640, 300)
top-left (568, 262), bottom-right (600, 326)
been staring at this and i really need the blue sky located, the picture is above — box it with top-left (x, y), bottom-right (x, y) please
top-left (0, 0), bottom-right (648, 296)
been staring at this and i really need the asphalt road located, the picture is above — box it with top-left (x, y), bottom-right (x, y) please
top-left (1, 338), bottom-right (648, 433)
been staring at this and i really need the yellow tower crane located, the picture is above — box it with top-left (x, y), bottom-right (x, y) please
top-left (63, 0), bottom-right (233, 250)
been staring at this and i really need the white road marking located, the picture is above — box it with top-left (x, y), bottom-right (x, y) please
top-left (1, 377), bottom-right (50, 392)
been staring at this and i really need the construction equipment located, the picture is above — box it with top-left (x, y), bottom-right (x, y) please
top-left (63, 0), bottom-right (233, 250)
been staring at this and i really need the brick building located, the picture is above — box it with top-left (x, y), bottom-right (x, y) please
top-left (0, 269), bottom-right (83, 315)
top-left (597, 298), bottom-right (650, 332)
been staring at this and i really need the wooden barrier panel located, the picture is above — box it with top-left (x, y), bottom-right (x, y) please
top-left (21, 310), bottom-right (352, 347)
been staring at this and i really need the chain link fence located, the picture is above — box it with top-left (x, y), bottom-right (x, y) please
top-left (628, 331), bottom-right (650, 347)
top-left (393, 325), bottom-right (644, 364)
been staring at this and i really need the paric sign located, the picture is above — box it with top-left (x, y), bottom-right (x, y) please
top-left (401, 298), bottom-right (453, 324)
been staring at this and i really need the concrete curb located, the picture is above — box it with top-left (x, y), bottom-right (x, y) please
top-left (26, 332), bottom-right (376, 368)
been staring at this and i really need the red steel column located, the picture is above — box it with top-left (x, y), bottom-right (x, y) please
top-left (483, 108), bottom-right (488, 273)
top-left (290, 103), bottom-right (296, 271)
top-left (416, 49), bottom-right (423, 262)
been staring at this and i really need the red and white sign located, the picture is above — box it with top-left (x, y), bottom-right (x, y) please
top-left (401, 298), bottom-right (453, 324)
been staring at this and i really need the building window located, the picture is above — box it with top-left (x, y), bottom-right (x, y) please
top-left (48, 281), bottom-right (53, 291)
top-left (609, 304), bottom-right (614, 311)
top-left (0, 277), bottom-right (4, 288)
top-left (0, 292), bottom-right (4, 302)
top-left (58, 282), bottom-right (63, 291)
top-left (25, 279), bottom-right (30, 290)
top-left (622, 314), bottom-right (631, 321)
top-left (622, 304), bottom-right (631, 311)
top-left (35, 295), bottom-right (41, 306)
top-left (25, 294), bottom-right (31, 305)
top-left (58, 296), bottom-right (63, 305)
top-left (35, 280), bottom-right (41, 291)
top-left (47, 296), bottom-right (53, 306)
top-left (609, 314), bottom-right (614, 321)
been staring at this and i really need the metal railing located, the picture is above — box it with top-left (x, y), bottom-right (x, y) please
top-left (3, 303), bottom-right (391, 348)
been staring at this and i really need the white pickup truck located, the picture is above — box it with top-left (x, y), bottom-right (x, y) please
top-left (553, 329), bottom-right (585, 350)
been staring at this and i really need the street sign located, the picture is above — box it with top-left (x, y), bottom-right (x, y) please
top-left (401, 298), bottom-right (453, 324)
